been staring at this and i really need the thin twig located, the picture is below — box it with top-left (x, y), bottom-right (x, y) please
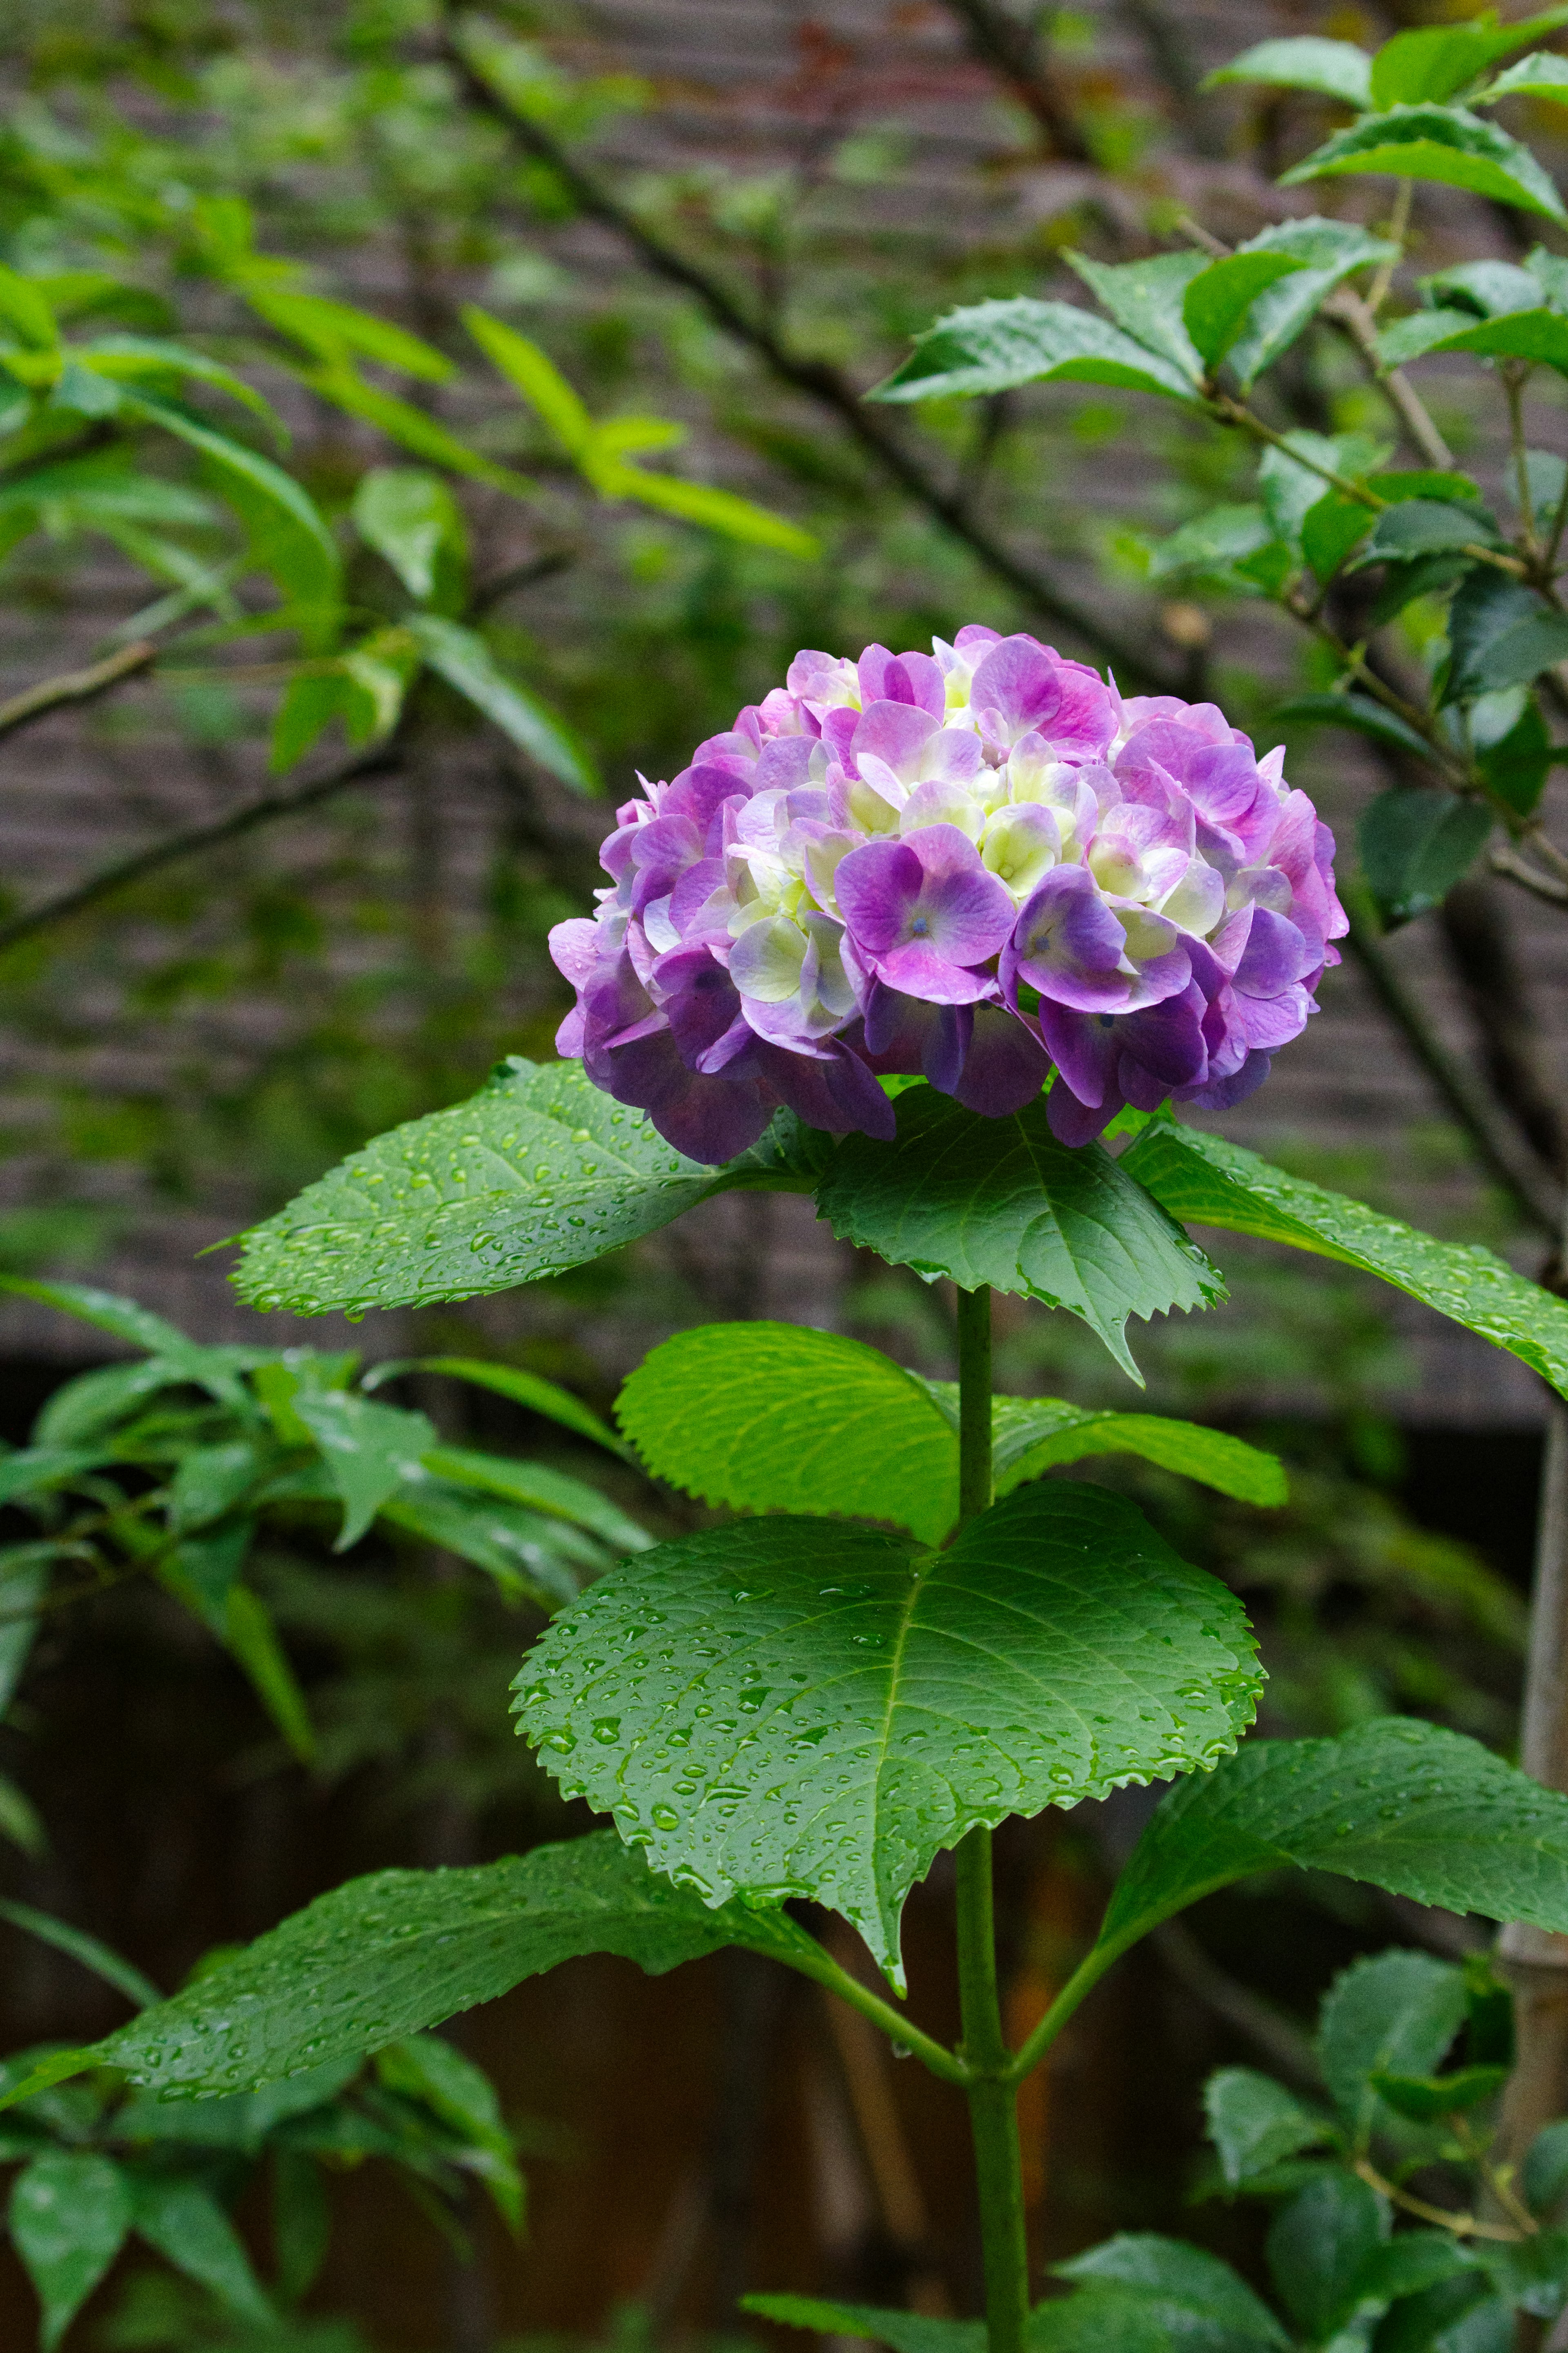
top-left (439, 19), bottom-right (1178, 691)
top-left (1493, 842), bottom-right (1568, 907)
top-left (0, 640), bottom-right (158, 745)
top-left (0, 740), bottom-right (403, 958)
top-left (1325, 290), bottom-right (1454, 471)
top-left (1343, 885), bottom-right (1564, 1233)
top-left (1353, 2155), bottom-right (1524, 2241)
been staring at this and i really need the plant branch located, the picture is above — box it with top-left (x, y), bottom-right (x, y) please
top-left (0, 740), bottom-right (404, 959)
top-left (1493, 842), bottom-right (1568, 907)
top-left (1342, 881), bottom-right (1563, 1234)
top-left (0, 640), bottom-right (158, 745)
top-left (773, 1931), bottom-right (971, 2088)
top-left (1322, 292), bottom-right (1454, 471)
top-left (439, 18), bottom-right (1178, 691)
top-left (937, 0), bottom-right (1092, 159)
top-left (1352, 2155), bottom-right (1524, 2241)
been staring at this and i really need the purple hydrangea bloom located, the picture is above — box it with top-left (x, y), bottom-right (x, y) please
top-left (550, 628), bottom-right (1346, 1163)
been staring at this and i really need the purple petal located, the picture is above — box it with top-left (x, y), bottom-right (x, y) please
top-left (1004, 867), bottom-right (1128, 1011)
top-left (858, 645), bottom-right (946, 718)
top-left (606, 1027), bottom-right (777, 1162)
top-left (549, 917), bottom-right (601, 988)
top-left (953, 1005), bottom-right (1051, 1117)
top-left (1046, 1078), bottom-right (1123, 1147)
top-left (1115, 984), bottom-right (1209, 1091)
top-left (835, 840), bottom-right (924, 953)
top-left (1234, 906), bottom-right (1313, 998)
top-left (1036, 998), bottom-right (1118, 1107)
top-left (1182, 1048), bottom-right (1273, 1111)
top-left (761, 1038), bottom-right (897, 1139)
top-left (851, 701), bottom-right (940, 779)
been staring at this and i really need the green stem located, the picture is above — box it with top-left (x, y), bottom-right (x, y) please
top-left (953, 1286), bottom-right (1029, 2353)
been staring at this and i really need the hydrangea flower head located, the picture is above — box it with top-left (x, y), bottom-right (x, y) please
top-left (550, 628), bottom-right (1346, 1163)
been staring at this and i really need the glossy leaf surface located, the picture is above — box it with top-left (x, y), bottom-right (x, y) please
top-left (1443, 572), bottom-right (1568, 703)
top-left (517, 1485), bottom-right (1261, 1982)
top-left (869, 297), bottom-right (1205, 404)
top-left (817, 1089), bottom-right (1223, 1384)
top-left (1280, 103), bottom-right (1568, 222)
top-left (1122, 1121), bottom-right (1568, 1398)
top-left (3, 1833), bottom-right (813, 2106)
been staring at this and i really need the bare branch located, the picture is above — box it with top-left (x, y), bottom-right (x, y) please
top-left (1493, 843), bottom-right (1568, 908)
top-left (440, 20), bottom-right (1179, 692)
top-left (0, 641), bottom-right (158, 746)
top-left (0, 741), bottom-right (403, 959)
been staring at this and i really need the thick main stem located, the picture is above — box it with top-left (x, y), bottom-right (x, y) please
top-left (953, 1287), bottom-right (1029, 2353)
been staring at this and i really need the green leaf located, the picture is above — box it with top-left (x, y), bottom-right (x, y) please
top-left (1480, 49), bottom-right (1568, 105)
top-left (352, 468), bottom-right (467, 604)
top-left (0, 267), bottom-right (61, 351)
top-left (0, 1277), bottom-right (255, 1415)
top-left (1422, 259), bottom-right (1544, 319)
top-left (1372, 6), bottom-right (1568, 106)
top-left (617, 1324), bottom-right (1285, 1543)
top-left (1353, 500), bottom-right (1501, 565)
top-left (375, 2035), bottom-right (521, 2229)
top-left (1204, 2068), bottom-right (1334, 2187)
top-left (1401, 306), bottom-right (1568, 375)
top-left (1258, 430), bottom-right (1388, 550)
top-left (420, 1443), bottom-right (652, 1554)
top-left (1091, 1717), bottom-right (1568, 1984)
top-left (868, 297), bottom-right (1205, 405)
top-left (231, 1057), bottom-right (736, 1317)
top-left (817, 1088), bottom-right (1223, 1385)
top-left (1360, 788), bottom-right (1492, 923)
top-left (1205, 36), bottom-right (1372, 107)
top-left (364, 1356), bottom-right (629, 1459)
top-left (1266, 2174), bottom-right (1384, 2340)
top-left (116, 2057), bottom-right (362, 2153)
top-left (222, 1585), bottom-right (315, 1764)
top-left (741, 2297), bottom-right (982, 2353)
top-left (1301, 491), bottom-right (1374, 582)
top-left (1120, 1119), bottom-right (1568, 1400)
top-left (170, 1442), bottom-right (261, 1536)
top-left (1053, 2237), bottom-right (1289, 2353)
top-left (1067, 251), bottom-right (1207, 382)
top-left (1226, 220), bottom-right (1399, 389)
top-left (1319, 1950), bottom-right (1467, 2145)
top-left (1445, 570), bottom-right (1568, 703)
top-left (5, 1833), bottom-right (814, 2105)
top-left (407, 613), bottom-right (597, 794)
top-left (0, 1774), bottom-right (46, 1857)
top-left (0, 1898), bottom-right (160, 2011)
top-left (1182, 253), bottom-right (1307, 368)
top-left (590, 463), bottom-right (819, 557)
top-left (0, 1561), bottom-right (45, 1717)
top-left (9, 2152), bottom-right (133, 2349)
top-left (245, 289), bottom-right (453, 382)
top-left (1478, 694), bottom-right (1553, 817)
top-left (291, 1391), bottom-right (436, 1550)
top-left (1281, 103), bottom-right (1568, 224)
top-left (517, 1483), bottom-right (1260, 1983)
top-left (130, 2175), bottom-right (273, 2325)
top-left (1370, 2063), bottom-right (1507, 2119)
top-left (1271, 690), bottom-right (1436, 759)
top-left (117, 390), bottom-right (341, 616)
top-left (303, 359), bottom-right (529, 495)
top-left (463, 307), bottom-right (594, 453)
top-left (272, 2153), bottom-right (330, 2301)
top-left (74, 336), bottom-right (283, 437)
top-left (1148, 504), bottom-right (1274, 585)
top-left (374, 1485), bottom-right (585, 1610)
top-left (1526, 2121), bottom-right (1568, 2216)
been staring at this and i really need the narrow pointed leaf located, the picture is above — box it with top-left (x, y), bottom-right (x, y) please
top-left (1183, 253), bottom-right (1307, 368)
top-left (1480, 50), bottom-right (1568, 105)
top-left (132, 2177), bottom-right (273, 2326)
top-left (0, 1834), bottom-right (815, 2105)
top-left (1148, 504), bottom-right (1274, 584)
top-left (1205, 37), bottom-right (1372, 107)
top-left (231, 1057), bottom-right (728, 1316)
top-left (365, 1356), bottom-right (628, 1457)
top-left (420, 1443), bottom-right (652, 1553)
top-left (290, 1392), bottom-right (436, 1550)
top-left (0, 1277), bottom-right (255, 1414)
top-left (817, 1088), bottom-right (1224, 1384)
top-left (0, 1899), bottom-right (159, 2011)
top-left (407, 614), bottom-right (597, 793)
top-left (1121, 1120), bottom-right (1568, 1398)
top-left (1281, 104), bottom-right (1568, 223)
top-left (1392, 305), bottom-right (1568, 375)
top-left (517, 1484), bottom-right (1261, 1983)
top-left (1270, 691), bottom-right (1442, 759)
top-left (222, 1586), bottom-right (315, 1764)
top-left (1093, 1717), bottom-right (1568, 1979)
top-left (742, 2298), bottom-right (983, 2353)
top-left (869, 298), bottom-right (1205, 405)
top-left (592, 462), bottom-right (819, 557)
top-left (116, 391), bottom-right (342, 604)
top-left (374, 1486), bottom-right (587, 1610)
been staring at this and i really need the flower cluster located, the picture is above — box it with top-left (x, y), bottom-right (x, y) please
top-left (550, 629), bottom-right (1346, 1164)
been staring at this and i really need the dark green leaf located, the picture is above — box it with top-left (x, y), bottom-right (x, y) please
top-left (1183, 253), bottom-right (1307, 368)
top-left (120, 390), bottom-right (342, 619)
top-left (1360, 788), bottom-right (1492, 923)
top-left (1281, 103), bottom-right (1568, 223)
top-left (407, 614), bottom-right (597, 794)
top-left (517, 1484), bottom-right (1260, 1983)
top-left (115, 2057), bottom-right (362, 2153)
top-left (1317, 1949), bottom-right (1466, 2143)
top-left (868, 298), bottom-right (1205, 405)
top-left (1478, 696), bottom-right (1553, 816)
top-left (1205, 36), bottom-right (1372, 107)
top-left (1403, 306), bottom-right (1568, 375)
top-left (1093, 1718), bottom-right (1568, 1985)
top-left (817, 1088), bottom-right (1223, 1385)
top-left (272, 2153), bottom-right (330, 2302)
top-left (1204, 2068), bottom-right (1335, 2187)
top-left (170, 1443), bottom-right (261, 1535)
top-left (1421, 260), bottom-right (1544, 319)
top-left (1227, 220), bottom-right (1398, 388)
top-left (1370, 2063), bottom-right (1507, 2119)
top-left (742, 2296), bottom-right (982, 2353)
top-left (375, 2036), bottom-right (521, 2229)
top-left (419, 1443), bottom-right (651, 1553)
top-left (1369, 553), bottom-right (1474, 629)
top-left (5, 1834), bottom-right (814, 2107)
top-left (1526, 2120), bottom-right (1568, 2216)
top-left (232, 1057), bottom-right (728, 1317)
top-left (130, 2175), bottom-right (273, 2324)
top-left (1266, 2175), bottom-right (1384, 2339)
top-left (1067, 251), bottom-right (1207, 381)
top-left (0, 1562), bottom-right (45, 1717)
top-left (364, 1356), bottom-right (628, 1458)
top-left (375, 1485), bottom-right (587, 1611)
top-left (1054, 2236), bottom-right (1289, 2353)
top-left (10, 2152), bottom-right (133, 2350)
top-left (1120, 1120), bottom-right (1568, 1398)
top-left (0, 1277), bottom-right (254, 1414)
top-left (222, 1586), bottom-right (315, 1764)
top-left (0, 1898), bottom-right (159, 2011)
top-left (1445, 571), bottom-right (1568, 703)
top-left (1355, 2234), bottom-right (1477, 2311)
top-left (1352, 500), bottom-right (1502, 565)
top-left (1259, 431), bottom-right (1388, 548)
top-left (1271, 691), bottom-right (1435, 758)
top-left (1301, 491), bottom-right (1374, 582)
